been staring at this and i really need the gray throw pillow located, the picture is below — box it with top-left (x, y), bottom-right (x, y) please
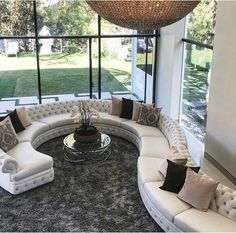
top-left (0, 117), bottom-right (19, 152)
top-left (137, 104), bottom-right (161, 127)
top-left (132, 101), bottom-right (142, 121)
top-left (110, 96), bottom-right (122, 116)
top-left (177, 168), bottom-right (219, 211)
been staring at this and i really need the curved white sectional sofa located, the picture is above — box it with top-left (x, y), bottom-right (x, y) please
top-left (0, 99), bottom-right (236, 232)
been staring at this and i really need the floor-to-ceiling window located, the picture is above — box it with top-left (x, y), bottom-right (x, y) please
top-left (180, 0), bottom-right (217, 142)
top-left (0, 0), bottom-right (158, 114)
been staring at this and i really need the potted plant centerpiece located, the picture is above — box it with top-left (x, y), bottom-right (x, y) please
top-left (71, 102), bottom-right (101, 143)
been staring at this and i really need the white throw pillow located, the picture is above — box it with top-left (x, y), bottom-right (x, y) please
top-left (159, 146), bottom-right (188, 177)
top-left (7, 107), bottom-right (32, 128)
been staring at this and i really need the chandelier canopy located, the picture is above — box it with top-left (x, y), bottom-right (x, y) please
top-left (86, 0), bottom-right (200, 30)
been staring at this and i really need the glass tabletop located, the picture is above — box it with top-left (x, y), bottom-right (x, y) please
top-left (63, 133), bottom-right (111, 153)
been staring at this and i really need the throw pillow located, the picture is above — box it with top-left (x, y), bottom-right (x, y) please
top-left (159, 147), bottom-right (188, 177)
top-left (132, 102), bottom-right (154, 121)
top-left (120, 98), bottom-right (133, 119)
top-left (132, 101), bottom-right (142, 121)
top-left (7, 107), bottom-right (32, 128)
top-left (0, 109), bottom-right (25, 133)
top-left (137, 104), bottom-right (161, 127)
top-left (177, 168), bottom-right (219, 211)
top-left (159, 160), bottom-right (200, 193)
top-left (0, 117), bottom-right (19, 152)
top-left (110, 96), bottom-right (122, 116)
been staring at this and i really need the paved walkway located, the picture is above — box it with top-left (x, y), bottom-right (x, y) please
top-left (0, 91), bottom-right (140, 115)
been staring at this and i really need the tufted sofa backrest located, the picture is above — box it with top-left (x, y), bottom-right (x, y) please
top-left (158, 113), bottom-right (195, 164)
top-left (27, 100), bottom-right (82, 121)
top-left (83, 99), bottom-right (111, 112)
top-left (210, 184), bottom-right (236, 221)
top-left (158, 113), bottom-right (187, 147)
top-left (27, 99), bottom-right (111, 121)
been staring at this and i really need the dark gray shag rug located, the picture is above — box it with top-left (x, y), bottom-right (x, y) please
top-left (0, 135), bottom-right (163, 232)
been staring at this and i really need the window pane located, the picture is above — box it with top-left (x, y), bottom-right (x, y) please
top-left (0, 39), bottom-right (38, 114)
top-left (37, 0), bottom-right (97, 36)
top-left (99, 37), bottom-right (133, 99)
top-left (40, 38), bottom-right (91, 102)
top-left (132, 36), bottom-right (154, 102)
top-left (181, 43), bottom-right (213, 142)
top-left (0, 0), bottom-right (34, 37)
top-left (186, 0), bottom-right (217, 45)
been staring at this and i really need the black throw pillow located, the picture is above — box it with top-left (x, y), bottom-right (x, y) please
top-left (0, 109), bottom-right (25, 133)
top-left (120, 98), bottom-right (133, 119)
top-left (160, 159), bottom-right (200, 193)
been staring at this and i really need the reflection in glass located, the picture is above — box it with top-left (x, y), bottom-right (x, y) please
top-left (181, 43), bottom-right (213, 142)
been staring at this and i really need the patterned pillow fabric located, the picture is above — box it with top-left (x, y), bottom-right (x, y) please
top-left (0, 117), bottom-right (19, 152)
top-left (137, 104), bottom-right (161, 127)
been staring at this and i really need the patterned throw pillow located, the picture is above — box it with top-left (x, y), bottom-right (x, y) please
top-left (0, 117), bottom-right (19, 152)
top-left (137, 104), bottom-right (161, 127)
top-left (0, 109), bottom-right (25, 133)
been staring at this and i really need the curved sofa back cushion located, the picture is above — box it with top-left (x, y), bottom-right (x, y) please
top-left (210, 184), bottom-right (236, 221)
top-left (28, 100), bottom-right (81, 121)
top-left (158, 114), bottom-right (187, 147)
top-left (27, 99), bottom-right (111, 121)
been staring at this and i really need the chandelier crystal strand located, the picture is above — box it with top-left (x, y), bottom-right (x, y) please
top-left (86, 0), bottom-right (200, 30)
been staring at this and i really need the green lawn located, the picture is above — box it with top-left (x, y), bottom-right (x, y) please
top-left (191, 49), bottom-right (212, 69)
top-left (0, 53), bottom-right (131, 98)
top-left (183, 49), bottom-right (212, 103)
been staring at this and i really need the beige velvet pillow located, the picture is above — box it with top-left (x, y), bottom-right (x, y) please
top-left (7, 107), bottom-right (32, 128)
top-left (132, 101), bottom-right (142, 121)
top-left (177, 168), bottom-right (219, 211)
top-left (159, 147), bottom-right (188, 177)
top-left (110, 96), bottom-right (122, 116)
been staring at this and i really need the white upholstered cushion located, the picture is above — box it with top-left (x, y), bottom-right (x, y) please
top-left (174, 208), bottom-right (236, 232)
top-left (8, 142), bottom-right (53, 182)
top-left (121, 121), bottom-right (164, 138)
top-left (138, 157), bottom-right (165, 185)
top-left (98, 114), bottom-right (128, 127)
top-left (17, 121), bottom-right (49, 142)
top-left (144, 181), bottom-right (191, 222)
top-left (38, 113), bottom-right (74, 128)
top-left (140, 136), bottom-right (170, 158)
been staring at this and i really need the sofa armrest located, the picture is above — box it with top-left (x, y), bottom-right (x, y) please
top-left (0, 150), bottom-right (19, 174)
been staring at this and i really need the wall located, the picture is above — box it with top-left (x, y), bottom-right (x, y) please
top-left (205, 1), bottom-right (236, 183)
top-left (156, 18), bottom-right (185, 120)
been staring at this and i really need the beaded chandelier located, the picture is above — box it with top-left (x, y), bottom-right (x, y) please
top-left (86, 0), bottom-right (200, 30)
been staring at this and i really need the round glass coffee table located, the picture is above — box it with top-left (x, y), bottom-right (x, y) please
top-left (63, 133), bottom-right (111, 162)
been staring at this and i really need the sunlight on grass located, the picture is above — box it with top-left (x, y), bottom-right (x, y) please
top-left (0, 53), bottom-right (131, 98)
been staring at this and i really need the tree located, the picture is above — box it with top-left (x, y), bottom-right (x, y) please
top-left (37, 0), bottom-right (96, 52)
top-left (0, 0), bottom-right (35, 51)
top-left (187, 0), bottom-right (217, 44)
